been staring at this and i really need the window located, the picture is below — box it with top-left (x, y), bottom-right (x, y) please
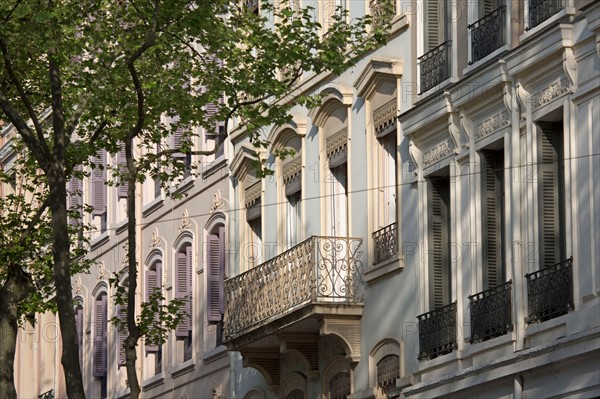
top-left (207, 225), bottom-right (226, 347)
top-left (329, 163), bottom-right (348, 237)
top-left (420, 0), bottom-right (451, 93)
top-left (527, 0), bottom-right (564, 30)
top-left (117, 303), bottom-right (127, 368)
top-left (245, 178), bottom-right (262, 267)
top-left (481, 150), bottom-right (505, 289)
top-left (428, 175), bottom-right (451, 309)
top-left (117, 142), bottom-right (128, 200)
top-left (286, 191), bottom-right (302, 247)
top-left (377, 354), bottom-right (400, 395)
top-left (75, 303), bottom-right (84, 372)
top-left (172, 117), bottom-right (192, 180)
top-left (146, 260), bottom-right (162, 375)
top-left (537, 121), bottom-right (565, 267)
top-left (280, 134), bottom-right (302, 248)
top-left (93, 293), bottom-right (108, 399)
top-left (91, 149), bottom-right (107, 233)
top-left (68, 165), bottom-right (84, 244)
top-left (175, 244), bottom-right (193, 362)
top-left (377, 132), bottom-right (397, 228)
top-left (469, 0), bottom-right (506, 63)
top-left (329, 372), bottom-right (351, 399)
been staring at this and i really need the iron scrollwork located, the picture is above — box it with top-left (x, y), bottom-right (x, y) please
top-left (525, 257), bottom-right (573, 324)
top-left (469, 280), bottom-right (513, 343)
top-left (417, 301), bottom-right (457, 360)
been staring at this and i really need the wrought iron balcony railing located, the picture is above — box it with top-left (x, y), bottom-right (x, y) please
top-left (468, 6), bottom-right (506, 64)
top-left (469, 280), bottom-right (513, 343)
top-left (417, 301), bottom-right (457, 360)
top-left (419, 41), bottom-right (451, 94)
top-left (372, 222), bottom-right (398, 264)
top-left (224, 236), bottom-right (364, 341)
top-left (525, 257), bottom-right (573, 324)
top-left (528, 0), bottom-right (564, 29)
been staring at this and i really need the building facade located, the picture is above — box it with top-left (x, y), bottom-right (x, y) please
top-left (6, 0), bottom-right (600, 398)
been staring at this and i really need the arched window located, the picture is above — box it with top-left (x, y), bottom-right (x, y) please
top-left (93, 292), bottom-right (108, 398)
top-left (329, 371), bottom-right (351, 399)
top-left (74, 300), bottom-right (84, 373)
top-left (286, 390), bottom-right (304, 399)
top-left (377, 354), bottom-right (400, 395)
top-left (206, 222), bottom-right (226, 347)
top-left (146, 259), bottom-right (163, 374)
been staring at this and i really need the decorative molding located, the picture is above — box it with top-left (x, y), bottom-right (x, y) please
top-left (562, 48), bottom-right (578, 91)
top-left (97, 263), bottom-right (108, 281)
top-left (531, 78), bottom-right (569, 109)
top-left (212, 381), bottom-right (224, 399)
top-left (179, 209), bottom-right (192, 231)
top-left (448, 113), bottom-right (462, 153)
top-left (475, 111), bottom-right (510, 140)
top-left (245, 181), bottom-right (262, 208)
top-left (122, 244), bottom-right (129, 267)
top-left (423, 138), bottom-right (454, 167)
top-left (282, 157), bottom-right (302, 184)
top-left (74, 277), bottom-right (83, 295)
top-left (373, 98), bottom-right (398, 136)
top-left (326, 128), bottom-right (348, 159)
top-left (459, 111), bottom-right (471, 145)
top-left (150, 228), bottom-right (162, 249)
top-left (210, 190), bottom-right (225, 212)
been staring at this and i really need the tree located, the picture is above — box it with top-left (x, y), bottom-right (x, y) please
top-left (0, 1), bottom-right (385, 398)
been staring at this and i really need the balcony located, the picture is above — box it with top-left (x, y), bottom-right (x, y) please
top-left (525, 257), bottom-right (573, 324)
top-left (469, 280), bottom-right (513, 343)
top-left (469, 6), bottom-right (506, 64)
top-left (417, 301), bottom-right (457, 360)
top-left (223, 236), bottom-right (364, 384)
top-left (419, 41), bottom-right (451, 94)
top-left (372, 222), bottom-right (398, 264)
top-left (528, 0), bottom-right (564, 29)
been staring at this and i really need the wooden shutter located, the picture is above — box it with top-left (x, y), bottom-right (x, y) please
top-left (482, 151), bottom-right (504, 289)
top-left (145, 262), bottom-right (162, 353)
top-left (93, 294), bottom-right (107, 377)
top-left (429, 178), bottom-right (451, 309)
top-left (425, 0), bottom-right (445, 51)
top-left (91, 149), bottom-right (107, 216)
top-left (75, 305), bottom-right (84, 372)
top-left (479, 0), bottom-right (498, 18)
top-left (175, 248), bottom-right (192, 337)
top-left (117, 143), bottom-right (128, 199)
top-left (207, 233), bottom-right (224, 321)
top-left (538, 122), bottom-right (564, 268)
top-left (117, 305), bottom-right (127, 366)
top-left (69, 167), bottom-right (83, 226)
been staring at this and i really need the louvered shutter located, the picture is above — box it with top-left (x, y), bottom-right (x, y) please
top-left (93, 295), bottom-right (107, 377)
top-left (538, 122), bottom-right (564, 268)
top-left (425, 0), bottom-right (445, 51)
top-left (207, 234), bottom-right (224, 321)
top-left (185, 246), bottom-right (193, 331)
top-left (117, 305), bottom-right (127, 366)
top-left (479, 0), bottom-right (498, 18)
top-left (430, 179), bottom-right (451, 309)
top-left (482, 151), bottom-right (504, 289)
top-left (117, 143), bottom-right (128, 199)
top-left (69, 167), bottom-right (83, 226)
top-left (145, 262), bottom-right (161, 353)
top-left (91, 149), bottom-right (107, 216)
top-left (75, 305), bottom-right (84, 371)
top-left (175, 250), bottom-right (190, 337)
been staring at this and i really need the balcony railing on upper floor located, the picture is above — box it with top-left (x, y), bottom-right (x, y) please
top-left (223, 236), bottom-right (364, 341)
top-left (469, 280), bottom-right (513, 343)
top-left (528, 0), bottom-right (564, 29)
top-left (372, 222), bottom-right (398, 264)
top-left (417, 301), bottom-right (457, 360)
top-left (418, 41), bottom-right (451, 94)
top-left (468, 6), bottom-right (506, 64)
top-left (525, 257), bottom-right (573, 324)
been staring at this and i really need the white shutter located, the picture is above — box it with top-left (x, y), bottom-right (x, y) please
top-left (425, 0), bottom-right (445, 51)
top-left (429, 178), bottom-right (451, 309)
top-left (481, 151), bottom-right (504, 289)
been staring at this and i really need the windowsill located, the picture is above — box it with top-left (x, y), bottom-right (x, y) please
top-left (416, 349), bottom-right (459, 371)
top-left (142, 196), bottom-right (164, 218)
top-left (202, 345), bottom-right (228, 363)
top-left (519, 8), bottom-right (572, 43)
top-left (364, 254), bottom-right (404, 284)
top-left (462, 332), bottom-right (514, 358)
top-left (90, 231), bottom-right (109, 250)
top-left (172, 175), bottom-right (194, 196)
top-left (463, 44), bottom-right (509, 76)
top-left (170, 359), bottom-right (194, 378)
top-left (202, 155), bottom-right (227, 180)
top-left (115, 219), bottom-right (128, 235)
top-left (141, 373), bottom-right (165, 391)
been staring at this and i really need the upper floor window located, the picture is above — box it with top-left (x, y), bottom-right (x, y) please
top-left (428, 172), bottom-right (451, 310)
top-left (527, 0), bottom-right (564, 30)
top-left (116, 142), bottom-right (128, 201)
top-left (91, 149), bottom-right (107, 233)
top-left (175, 244), bottom-right (193, 362)
top-left (468, 0), bottom-right (506, 64)
top-left (68, 165), bottom-right (84, 244)
top-left (206, 225), bottom-right (226, 347)
top-left (74, 302), bottom-right (84, 373)
top-left (93, 292), bottom-right (108, 399)
top-left (377, 354), bottom-right (400, 395)
top-left (419, 0), bottom-right (451, 93)
top-left (245, 177), bottom-right (262, 267)
top-left (280, 135), bottom-right (302, 248)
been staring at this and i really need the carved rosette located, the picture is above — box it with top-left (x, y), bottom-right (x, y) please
top-left (475, 111), bottom-right (510, 140)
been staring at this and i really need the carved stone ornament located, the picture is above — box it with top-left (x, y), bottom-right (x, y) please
top-left (150, 228), bottom-right (162, 249)
top-left (531, 78), bottom-right (569, 109)
top-left (122, 244), bottom-right (129, 266)
top-left (97, 263), bottom-right (107, 280)
top-left (179, 209), bottom-right (192, 231)
top-left (212, 381), bottom-right (224, 399)
top-left (210, 191), bottom-right (225, 212)
top-left (475, 111), bottom-right (510, 140)
top-left (423, 138), bottom-right (454, 167)
top-left (74, 277), bottom-right (83, 294)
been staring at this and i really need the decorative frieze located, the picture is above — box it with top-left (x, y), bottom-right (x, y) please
top-left (475, 111), bottom-right (510, 140)
top-left (244, 181), bottom-right (261, 208)
top-left (531, 78), bottom-right (569, 109)
top-left (326, 128), bottom-right (348, 159)
top-left (423, 138), bottom-right (454, 167)
top-left (373, 98), bottom-right (397, 136)
top-left (282, 157), bottom-right (302, 184)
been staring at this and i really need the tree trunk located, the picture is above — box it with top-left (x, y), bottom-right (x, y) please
top-left (125, 138), bottom-right (141, 399)
top-left (48, 172), bottom-right (86, 399)
top-left (0, 269), bottom-right (33, 399)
